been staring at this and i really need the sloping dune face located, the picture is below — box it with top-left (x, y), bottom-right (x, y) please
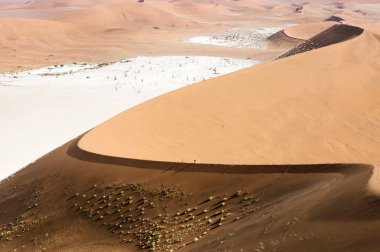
top-left (79, 29), bottom-right (380, 165)
top-left (283, 21), bottom-right (338, 40)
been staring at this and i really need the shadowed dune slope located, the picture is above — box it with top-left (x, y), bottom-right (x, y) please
top-left (278, 24), bottom-right (364, 59)
top-left (79, 28), bottom-right (380, 165)
top-left (325, 15), bottom-right (345, 22)
top-left (1, 139), bottom-right (380, 251)
top-left (267, 30), bottom-right (304, 48)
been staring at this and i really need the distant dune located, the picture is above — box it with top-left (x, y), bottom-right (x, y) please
top-left (0, 0), bottom-right (290, 72)
top-left (56, 1), bottom-right (199, 30)
top-left (0, 0), bottom-right (379, 72)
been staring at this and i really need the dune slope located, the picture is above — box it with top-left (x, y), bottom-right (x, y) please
top-left (1, 139), bottom-right (380, 251)
top-left (283, 21), bottom-right (338, 40)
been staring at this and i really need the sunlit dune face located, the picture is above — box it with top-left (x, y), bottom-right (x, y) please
top-left (79, 29), bottom-right (380, 165)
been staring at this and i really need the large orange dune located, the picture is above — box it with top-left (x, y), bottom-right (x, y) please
top-left (79, 27), bottom-right (380, 165)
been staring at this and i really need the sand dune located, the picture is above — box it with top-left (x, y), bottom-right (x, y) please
top-left (79, 26), bottom-right (380, 166)
top-left (0, 56), bottom-right (256, 181)
top-left (266, 29), bottom-right (303, 48)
